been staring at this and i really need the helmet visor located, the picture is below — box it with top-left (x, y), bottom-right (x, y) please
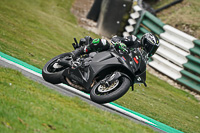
top-left (148, 45), bottom-right (159, 57)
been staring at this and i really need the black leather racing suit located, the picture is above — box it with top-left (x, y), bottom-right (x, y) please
top-left (72, 35), bottom-right (141, 58)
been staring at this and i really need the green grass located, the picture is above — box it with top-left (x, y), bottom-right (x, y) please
top-left (0, 0), bottom-right (99, 69)
top-left (0, 67), bottom-right (156, 133)
top-left (116, 72), bottom-right (200, 133)
top-left (153, 0), bottom-right (200, 39)
top-left (0, 0), bottom-right (200, 133)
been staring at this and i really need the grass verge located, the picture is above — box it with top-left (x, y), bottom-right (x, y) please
top-left (0, 0), bottom-right (99, 69)
top-left (116, 71), bottom-right (200, 133)
top-left (0, 67), bottom-right (156, 133)
top-left (153, 0), bottom-right (200, 39)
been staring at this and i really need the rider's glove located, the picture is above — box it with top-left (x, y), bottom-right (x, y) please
top-left (113, 42), bottom-right (129, 53)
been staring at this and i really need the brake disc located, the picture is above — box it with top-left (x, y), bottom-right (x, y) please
top-left (97, 80), bottom-right (119, 93)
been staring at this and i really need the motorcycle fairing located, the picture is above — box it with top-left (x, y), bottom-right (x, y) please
top-left (62, 50), bottom-right (146, 90)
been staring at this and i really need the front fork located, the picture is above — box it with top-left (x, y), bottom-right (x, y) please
top-left (100, 71), bottom-right (122, 87)
top-left (100, 71), bottom-right (134, 91)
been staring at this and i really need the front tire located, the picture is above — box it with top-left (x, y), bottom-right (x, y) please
top-left (42, 52), bottom-right (72, 84)
top-left (90, 74), bottom-right (130, 104)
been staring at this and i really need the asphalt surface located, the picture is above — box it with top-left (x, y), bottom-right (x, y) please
top-left (0, 58), bottom-right (165, 133)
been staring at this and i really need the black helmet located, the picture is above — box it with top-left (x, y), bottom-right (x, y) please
top-left (141, 33), bottom-right (160, 57)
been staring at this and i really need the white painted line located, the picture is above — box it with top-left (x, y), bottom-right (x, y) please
top-left (0, 56), bottom-right (42, 78)
top-left (104, 103), bottom-right (156, 126)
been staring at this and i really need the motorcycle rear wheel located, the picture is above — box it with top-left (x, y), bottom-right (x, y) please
top-left (90, 74), bottom-right (130, 104)
top-left (42, 52), bottom-right (72, 84)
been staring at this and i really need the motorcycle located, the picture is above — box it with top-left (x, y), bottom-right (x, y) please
top-left (42, 38), bottom-right (148, 104)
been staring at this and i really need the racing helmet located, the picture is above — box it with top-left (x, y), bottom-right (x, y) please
top-left (141, 33), bottom-right (160, 57)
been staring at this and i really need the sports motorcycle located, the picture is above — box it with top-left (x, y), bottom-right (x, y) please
top-left (42, 38), bottom-right (148, 104)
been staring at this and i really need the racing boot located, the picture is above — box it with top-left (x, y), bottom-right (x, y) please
top-left (72, 38), bottom-right (86, 50)
top-left (73, 36), bottom-right (93, 49)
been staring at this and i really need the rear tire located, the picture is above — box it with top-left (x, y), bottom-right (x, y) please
top-left (42, 53), bottom-right (72, 84)
top-left (90, 74), bottom-right (130, 104)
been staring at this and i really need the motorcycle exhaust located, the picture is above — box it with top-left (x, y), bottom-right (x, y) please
top-left (66, 77), bottom-right (85, 91)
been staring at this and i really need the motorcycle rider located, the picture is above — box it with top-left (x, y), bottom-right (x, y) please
top-left (58, 33), bottom-right (160, 67)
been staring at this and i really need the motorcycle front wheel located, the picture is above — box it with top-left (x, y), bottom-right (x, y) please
top-left (42, 52), bottom-right (72, 84)
top-left (90, 74), bottom-right (130, 104)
